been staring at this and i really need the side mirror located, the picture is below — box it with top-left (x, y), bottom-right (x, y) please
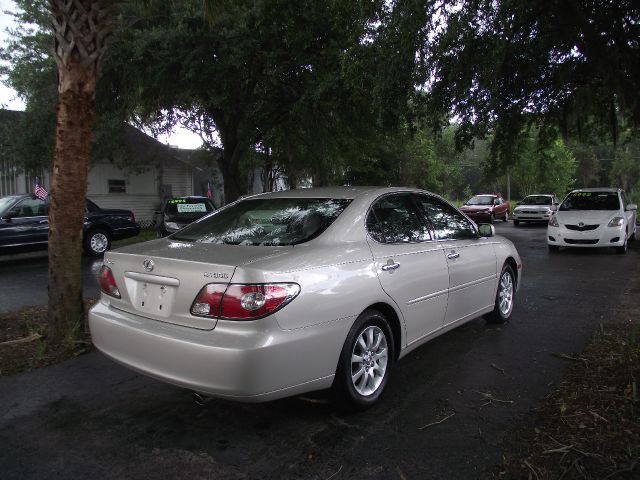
top-left (478, 223), bottom-right (495, 237)
top-left (627, 204), bottom-right (638, 212)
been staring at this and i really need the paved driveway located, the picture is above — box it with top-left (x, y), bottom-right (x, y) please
top-left (0, 223), bottom-right (637, 479)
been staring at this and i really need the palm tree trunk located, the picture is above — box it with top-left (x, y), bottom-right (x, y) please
top-left (47, 0), bottom-right (114, 343)
top-left (47, 89), bottom-right (95, 342)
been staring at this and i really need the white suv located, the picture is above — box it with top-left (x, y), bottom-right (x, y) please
top-left (547, 188), bottom-right (637, 254)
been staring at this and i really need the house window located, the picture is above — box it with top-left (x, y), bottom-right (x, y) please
top-left (108, 179), bottom-right (126, 193)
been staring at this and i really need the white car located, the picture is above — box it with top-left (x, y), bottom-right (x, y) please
top-left (547, 188), bottom-right (637, 254)
top-left (513, 194), bottom-right (560, 225)
top-left (89, 187), bottom-right (522, 409)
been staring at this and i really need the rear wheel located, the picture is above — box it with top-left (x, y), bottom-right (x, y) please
top-left (84, 229), bottom-right (111, 256)
top-left (502, 211), bottom-right (508, 222)
top-left (333, 309), bottom-right (394, 410)
top-left (485, 264), bottom-right (515, 324)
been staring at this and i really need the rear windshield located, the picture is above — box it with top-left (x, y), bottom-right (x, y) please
top-left (465, 196), bottom-right (494, 206)
top-left (164, 198), bottom-right (215, 216)
top-left (559, 192), bottom-right (620, 211)
top-left (171, 197), bottom-right (351, 246)
top-left (521, 195), bottom-right (552, 205)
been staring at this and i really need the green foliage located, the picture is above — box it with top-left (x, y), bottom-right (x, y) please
top-left (510, 130), bottom-right (576, 197)
top-left (426, 0), bottom-right (640, 167)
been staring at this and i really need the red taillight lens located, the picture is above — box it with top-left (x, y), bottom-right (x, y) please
top-left (129, 212), bottom-right (135, 223)
top-left (190, 284), bottom-right (226, 317)
top-left (190, 283), bottom-right (300, 320)
top-left (99, 266), bottom-right (121, 298)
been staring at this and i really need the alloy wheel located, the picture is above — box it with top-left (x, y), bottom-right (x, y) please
top-left (350, 325), bottom-right (388, 396)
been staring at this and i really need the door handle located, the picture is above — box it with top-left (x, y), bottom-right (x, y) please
top-left (39, 220), bottom-right (49, 224)
top-left (381, 261), bottom-right (400, 271)
top-left (447, 251), bottom-right (460, 259)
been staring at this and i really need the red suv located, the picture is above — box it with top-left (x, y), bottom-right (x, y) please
top-left (460, 194), bottom-right (510, 224)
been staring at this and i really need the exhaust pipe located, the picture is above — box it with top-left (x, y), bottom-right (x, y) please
top-left (191, 391), bottom-right (212, 406)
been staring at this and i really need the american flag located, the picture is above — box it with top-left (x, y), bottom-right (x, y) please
top-left (34, 177), bottom-right (49, 201)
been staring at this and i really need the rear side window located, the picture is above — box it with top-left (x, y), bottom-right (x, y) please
top-left (172, 197), bottom-right (351, 246)
top-left (366, 194), bottom-right (431, 243)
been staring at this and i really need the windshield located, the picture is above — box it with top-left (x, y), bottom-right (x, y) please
top-left (559, 192), bottom-right (620, 211)
top-left (521, 195), bottom-right (552, 206)
top-left (0, 196), bottom-right (19, 216)
top-left (171, 197), bottom-right (351, 246)
top-left (164, 198), bottom-right (215, 216)
top-left (465, 196), bottom-right (494, 206)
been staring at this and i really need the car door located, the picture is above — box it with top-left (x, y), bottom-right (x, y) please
top-left (0, 197), bottom-right (49, 247)
top-left (366, 193), bottom-right (449, 346)
top-left (414, 194), bottom-right (498, 326)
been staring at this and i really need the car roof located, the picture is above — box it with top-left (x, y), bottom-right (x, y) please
top-left (523, 194), bottom-right (554, 197)
top-left (241, 186), bottom-right (424, 200)
top-left (569, 187), bottom-right (621, 193)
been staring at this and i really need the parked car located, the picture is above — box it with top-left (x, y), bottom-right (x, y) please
top-left (547, 188), bottom-right (637, 254)
top-left (156, 196), bottom-right (216, 237)
top-left (512, 194), bottom-right (560, 225)
top-left (0, 194), bottom-right (140, 256)
top-left (90, 187), bottom-right (522, 409)
top-left (460, 194), bottom-right (510, 223)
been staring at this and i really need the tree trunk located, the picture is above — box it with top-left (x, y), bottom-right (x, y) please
top-left (47, 0), bottom-right (114, 343)
top-left (48, 90), bottom-right (95, 342)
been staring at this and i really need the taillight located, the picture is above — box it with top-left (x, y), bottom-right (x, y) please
top-left (191, 284), bottom-right (226, 317)
top-left (99, 265), bottom-right (121, 298)
top-left (190, 283), bottom-right (300, 320)
top-left (129, 211), bottom-right (135, 223)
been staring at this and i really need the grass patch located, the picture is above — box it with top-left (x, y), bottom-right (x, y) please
top-left (0, 301), bottom-right (94, 376)
top-left (111, 228), bottom-right (157, 249)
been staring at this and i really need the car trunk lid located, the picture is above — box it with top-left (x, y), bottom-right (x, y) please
top-left (104, 239), bottom-right (288, 330)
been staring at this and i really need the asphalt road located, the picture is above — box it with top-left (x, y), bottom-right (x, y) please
top-left (0, 223), bottom-right (638, 479)
top-left (0, 251), bottom-right (102, 313)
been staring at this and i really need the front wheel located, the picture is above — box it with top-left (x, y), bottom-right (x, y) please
top-left (84, 229), bottom-right (111, 256)
top-left (513, 220), bottom-right (520, 226)
top-left (615, 237), bottom-right (628, 254)
top-left (548, 244), bottom-right (559, 252)
top-left (485, 264), bottom-right (516, 324)
top-left (502, 211), bottom-right (508, 222)
top-left (332, 309), bottom-right (394, 410)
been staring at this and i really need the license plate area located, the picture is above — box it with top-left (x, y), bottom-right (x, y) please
top-left (124, 272), bottom-right (179, 318)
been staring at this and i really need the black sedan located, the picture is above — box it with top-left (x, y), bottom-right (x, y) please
top-left (0, 195), bottom-right (140, 256)
top-left (155, 196), bottom-right (215, 237)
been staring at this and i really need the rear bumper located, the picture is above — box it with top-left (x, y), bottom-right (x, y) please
top-left (89, 300), bottom-right (351, 402)
top-left (112, 225), bottom-right (140, 241)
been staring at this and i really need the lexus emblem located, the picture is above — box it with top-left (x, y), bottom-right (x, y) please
top-left (142, 259), bottom-right (154, 272)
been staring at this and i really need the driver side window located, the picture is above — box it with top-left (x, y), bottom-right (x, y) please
top-left (10, 198), bottom-right (48, 218)
top-left (414, 195), bottom-right (477, 240)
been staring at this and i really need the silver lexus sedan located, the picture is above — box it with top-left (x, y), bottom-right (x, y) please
top-left (89, 187), bottom-right (522, 409)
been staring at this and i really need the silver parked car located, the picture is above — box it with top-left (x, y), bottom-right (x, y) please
top-left (89, 187), bottom-right (522, 409)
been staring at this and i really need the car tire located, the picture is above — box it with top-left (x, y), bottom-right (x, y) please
top-left (332, 309), bottom-right (394, 410)
top-left (502, 211), bottom-right (508, 222)
top-left (485, 264), bottom-right (516, 324)
top-left (615, 237), bottom-right (628, 255)
top-left (513, 220), bottom-right (519, 226)
top-left (548, 244), bottom-right (559, 252)
top-left (490, 213), bottom-right (495, 224)
top-left (84, 229), bottom-right (111, 256)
